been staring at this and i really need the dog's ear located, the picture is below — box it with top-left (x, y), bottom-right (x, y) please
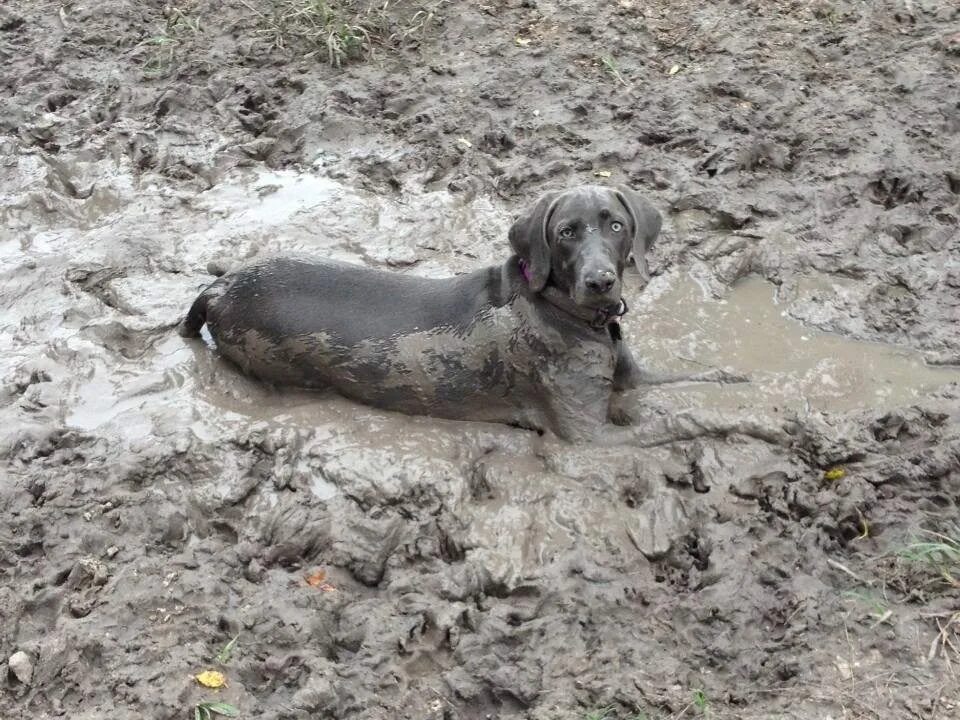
top-left (614, 184), bottom-right (662, 279)
top-left (508, 191), bottom-right (561, 292)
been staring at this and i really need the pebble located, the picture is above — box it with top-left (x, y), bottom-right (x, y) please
top-left (8, 651), bottom-right (33, 685)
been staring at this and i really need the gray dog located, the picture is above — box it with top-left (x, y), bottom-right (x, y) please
top-left (179, 185), bottom-right (740, 444)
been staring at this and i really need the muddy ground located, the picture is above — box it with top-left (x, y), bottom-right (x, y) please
top-left (2, 0), bottom-right (960, 718)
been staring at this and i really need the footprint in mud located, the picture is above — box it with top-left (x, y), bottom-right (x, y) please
top-left (866, 173), bottom-right (923, 209)
top-left (626, 488), bottom-right (690, 561)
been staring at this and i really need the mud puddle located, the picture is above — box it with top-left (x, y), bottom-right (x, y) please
top-left (630, 273), bottom-right (960, 414)
top-left (27, 161), bottom-right (957, 445)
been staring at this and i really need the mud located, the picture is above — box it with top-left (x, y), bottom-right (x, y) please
top-left (2, 1), bottom-right (960, 719)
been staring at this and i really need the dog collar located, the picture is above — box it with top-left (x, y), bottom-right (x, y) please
top-left (518, 259), bottom-right (628, 329)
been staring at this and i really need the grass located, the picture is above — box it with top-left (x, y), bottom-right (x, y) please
top-left (195, 702), bottom-right (239, 720)
top-left (898, 530), bottom-right (960, 668)
top-left (215, 634), bottom-right (240, 665)
top-left (898, 531), bottom-right (960, 589)
top-left (599, 55), bottom-right (628, 86)
top-left (240, 0), bottom-right (447, 66)
top-left (140, 6), bottom-right (203, 77)
top-left (692, 689), bottom-right (709, 716)
top-left (255, 0), bottom-right (370, 66)
top-left (841, 589), bottom-right (893, 626)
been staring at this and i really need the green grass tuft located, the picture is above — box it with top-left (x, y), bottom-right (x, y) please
top-left (899, 530), bottom-right (960, 589)
top-left (195, 702), bottom-right (240, 720)
top-left (242, 0), bottom-right (446, 66)
top-left (215, 634), bottom-right (240, 665)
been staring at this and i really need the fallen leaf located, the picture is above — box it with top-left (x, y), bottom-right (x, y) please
top-left (824, 467), bottom-right (846, 481)
top-left (305, 569), bottom-right (327, 587)
top-left (515, 36), bottom-right (531, 47)
top-left (593, 170), bottom-right (612, 178)
top-left (195, 670), bottom-right (227, 689)
top-left (668, 64), bottom-right (680, 75)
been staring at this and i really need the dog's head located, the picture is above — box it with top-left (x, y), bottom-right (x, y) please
top-left (508, 184), bottom-right (662, 309)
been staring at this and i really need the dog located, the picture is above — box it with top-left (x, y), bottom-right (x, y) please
top-left (179, 184), bottom-right (741, 443)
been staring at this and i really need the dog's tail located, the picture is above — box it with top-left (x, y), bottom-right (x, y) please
top-left (178, 276), bottom-right (229, 338)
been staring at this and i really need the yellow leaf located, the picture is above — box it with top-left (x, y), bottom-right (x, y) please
top-left (195, 670), bottom-right (227, 689)
top-left (593, 170), bottom-right (612, 178)
top-left (824, 467), bottom-right (846, 481)
top-left (305, 569), bottom-right (327, 587)
top-left (515, 36), bottom-right (531, 47)
top-left (668, 64), bottom-right (680, 75)
top-left (306, 569), bottom-right (337, 592)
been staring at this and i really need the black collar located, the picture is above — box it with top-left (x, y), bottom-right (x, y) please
top-left (517, 258), bottom-right (628, 330)
top-left (539, 286), bottom-right (629, 330)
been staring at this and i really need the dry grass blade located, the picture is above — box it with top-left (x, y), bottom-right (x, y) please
top-left (924, 611), bottom-right (960, 676)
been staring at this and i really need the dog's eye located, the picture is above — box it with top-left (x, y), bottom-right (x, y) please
top-left (611, 221), bottom-right (624, 232)
top-left (559, 227), bottom-right (575, 240)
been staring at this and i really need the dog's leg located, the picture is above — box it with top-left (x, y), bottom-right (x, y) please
top-left (633, 366), bottom-right (750, 385)
top-left (612, 336), bottom-right (643, 391)
top-left (609, 342), bottom-right (747, 426)
top-left (573, 409), bottom-right (792, 448)
top-left (616, 332), bottom-right (749, 387)
top-left (625, 409), bottom-right (791, 448)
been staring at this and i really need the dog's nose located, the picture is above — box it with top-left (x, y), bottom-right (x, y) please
top-left (585, 270), bottom-right (616, 294)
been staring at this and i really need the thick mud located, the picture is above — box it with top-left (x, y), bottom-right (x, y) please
top-left (2, 1), bottom-right (960, 719)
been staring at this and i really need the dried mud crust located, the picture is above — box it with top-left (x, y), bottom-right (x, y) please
top-left (2, 1), bottom-right (960, 719)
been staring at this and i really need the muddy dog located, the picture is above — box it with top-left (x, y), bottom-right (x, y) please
top-left (179, 185), bottom-right (746, 444)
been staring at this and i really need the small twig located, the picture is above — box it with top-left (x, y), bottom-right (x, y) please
top-left (827, 558), bottom-right (871, 585)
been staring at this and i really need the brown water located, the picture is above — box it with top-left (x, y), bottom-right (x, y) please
top-left (629, 273), bottom-right (960, 414)
top-left (34, 165), bottom-right (956, 452)
top-left (39, 165), bottom-right (958, 444)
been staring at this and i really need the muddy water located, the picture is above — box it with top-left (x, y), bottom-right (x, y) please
top-left (22, 161), bottom-right (954, 446)
top-left (630, 273), bottom-right (960, 414)
top-left (35, 163), bottom-right (957, 447)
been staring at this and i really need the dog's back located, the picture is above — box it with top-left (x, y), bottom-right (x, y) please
top-left (180, 256), bottom-right (559, 427)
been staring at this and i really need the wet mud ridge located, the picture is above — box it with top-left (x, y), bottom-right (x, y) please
top-left (2, 1), bottom-right (960, 719)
